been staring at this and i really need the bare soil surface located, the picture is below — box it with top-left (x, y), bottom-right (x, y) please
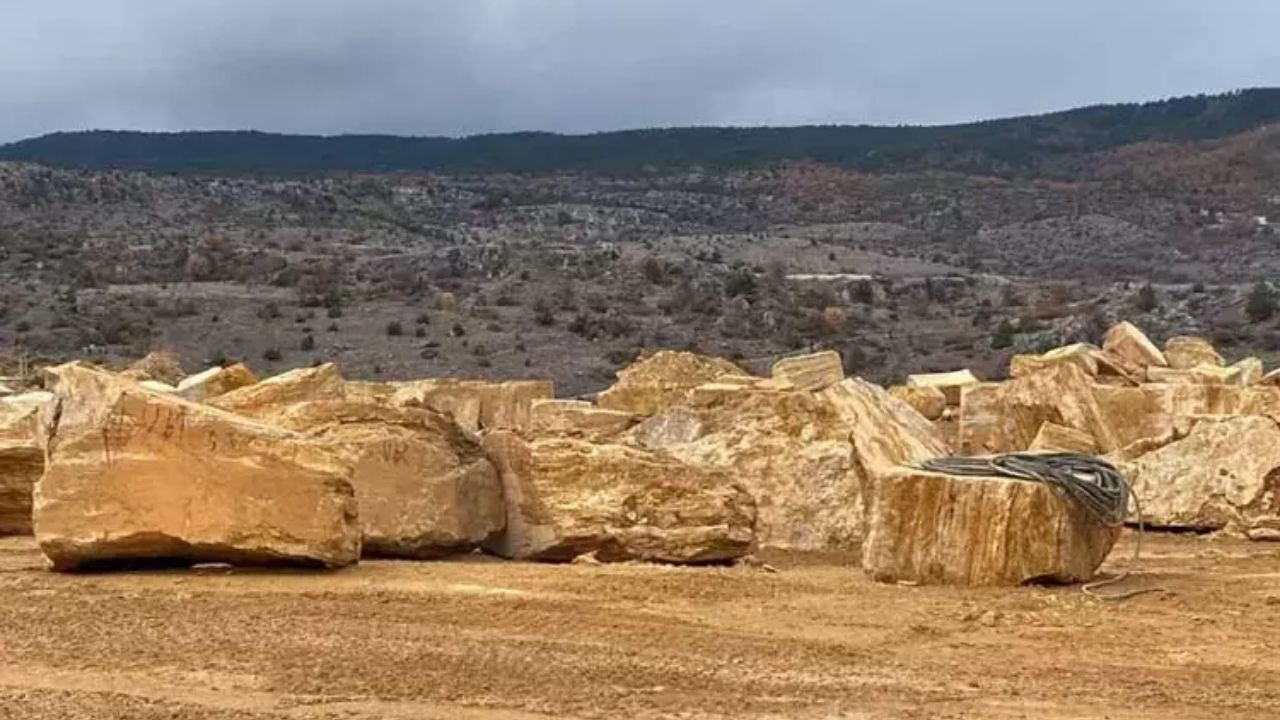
top-left (1, 532), bottom-right (1278, 719)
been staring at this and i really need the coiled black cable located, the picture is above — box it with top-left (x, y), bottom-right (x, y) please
top-left (919, 452), bottom-right (1158, 600)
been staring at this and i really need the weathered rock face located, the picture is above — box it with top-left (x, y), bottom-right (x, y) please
top-left (0, 394), bottom-right (48, 535)
top-left (36, 365), bottom-right (360, 571)
top-left (529, 400), bottom-right (636, 441)
top-left (1092, 384), bottom-right (1280, 448)
top-left (1164, 336), bottom-right (1223, 370)
top-left (1147, 365), bottom-right (1237, 385)
top-left (1103, 322), bottom-right (1167, 370)
top-left (478, 381), bottom-right (556, 431)
top-left (770, 351), bottom-right (844, 392)
top-left (1117, 416), bottom-right (1280, 537)
top-left (906, 369), bottom-right (978, 406)
top-left (624, 378), bottom-right (948, 551)
top-left (1230, 357), bottom-right (1264, 386)
top-left (1010, 343), bottom-right (1099, 379)
top-left (958, 364), bottom-right (1118, 455)
top-left (862, 468), bottom-right (1120, 586)
top-left (596, 351), bottom-right (746, 415)
top-left (390, 379), bottom-right (554, 433)
top-left (265, 401), bottom-right (505, 558)
top-left (822, 378), bottom-right (950, 473)
top-left (122, 351), bottom-right (185, 387)
top-left (176, 363), bottom-right (259, 402)
top-left (482, 432), bottom-right (755, 563)
top-left (210, 363), bottom-right (346, 418)
top-left (889, 385), bottom-right (947, 421)
top-left (1029, 422), bottom-right (1099, 454)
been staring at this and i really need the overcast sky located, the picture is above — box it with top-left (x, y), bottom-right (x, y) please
top-left (1, 0), bottom-right (1278, 143)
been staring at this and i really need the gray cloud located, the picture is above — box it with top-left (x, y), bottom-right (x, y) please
top-left (1, 0), bottom-right (1278, 142)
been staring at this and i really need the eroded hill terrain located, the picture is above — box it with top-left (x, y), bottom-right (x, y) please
top-left (2, 124), bottom-right (1280, 394)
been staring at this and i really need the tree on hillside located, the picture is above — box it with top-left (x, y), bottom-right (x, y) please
top-left (1133, 283), bottom-right (1159, 313)
top-left (1246, 281), bottom-right (1277, 322)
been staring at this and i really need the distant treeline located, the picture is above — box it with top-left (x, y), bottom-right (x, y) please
top-left (3, 88), bottom-right (1279, 177)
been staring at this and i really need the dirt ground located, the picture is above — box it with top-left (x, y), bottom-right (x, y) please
top-left (1, 532), bottom-right (1278, 720)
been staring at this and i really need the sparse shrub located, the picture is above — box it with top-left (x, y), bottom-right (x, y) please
top-left (451, 322), bottom-right (466, 337)
top-left (640, 256), bottom-right (669, 285)
top-left (416, 312), bottom-right (430, 325)
top-left (257, 302), bottom-right (282, 321)
top-left (606, 347), bottom-right (640, 365)
top-left (386, 321), bottom-right (404, 337)
top-left (991, 319), bottom-right (1016, 349)
top-left (435, 291), bottom-right (458, 312)
top-left (585, 292), bottom-right (608, 314)
top-left (300, 334), bottom-right (315, 351)
top-left (724, 268), bottom-right (757, 298)
top-left (533, 298), bottom-right (555, 326)
top-left (263, 347), bottom-right (283, 362)
top-left (327, 322), bottom-right (339, 332)
top-left (1246, 281), bottom-right (1277, 322)
top-left (1133, 283), bottom-right (1159, 313)
top-left (842, 346), bottom-right (869, 374)
top-left (14, 320), bottom-right (29, 333)
top-left (850, 281), bottom-right (875, 305)
top-left (495, 288), bottom-right (518, 307)
top-left (820, 306), bottom-right (847, 336)
top-left (415, 326), bottom-right (426, 338)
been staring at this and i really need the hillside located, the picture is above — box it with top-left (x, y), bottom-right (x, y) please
top-left (3, 89), bottom-right (1280, 177)
top-left (3, 122), bottom-right (1280, 396)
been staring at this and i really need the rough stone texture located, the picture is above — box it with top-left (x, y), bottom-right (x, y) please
top-left (479, 381), bottom-right (556, 431)
top-left (1146, 365), bottom-right (1237, 385)
top-left (265, 400), bottom-right (505, 558)
top-left (624, 389), bottom-right (862, 550)
top-left (862, 468), bottom-right (1120, 586)
top-left (36, 364), bottom-right (359, 571)
top-left (596, 351), bottom-right (746, 415)
top-left (906, 369), bottom-right (978, 406)
top-left (390, 379), bottom-right (483, 431)
top-left (0, 394), bottom-right (48, 535)
top-left (627, 407), bottom-right (705, 450)
top-left (1164, 336), bottom-right (1223, 370)
top-left (121, 351), bottom-right (185, 387)
top-left (958, 364), bottom-right (1119, 455)
top-left (1092, 384), bottom-right (1280, 448)
top-left (1029, 423), bottom-right (1099, 454)
top-left (482, 431), bottom-right (755, 563)
top-left (889, 385), bottom-right (947, 421)
top-left (625, 378), bottom-right (948, 551)
top-left (1117, 416), bottom-right (1280, 537)
top-left (821, 378), bottom-right (951, 474)
top-left (770, 351), bottom-right (844, 392)
top-left (390, 379), bottom-right (554, 433)
top-left (1230, 357), bottom-right (1264, 386)
top-left (1145, 358), bottom-right (1261, 387)
top-left (529, 400), bottom-right (636, 441)
top-left (175, 363), bottom-right (258, 402)
top-left (1009, 343), bottom-right (1099, 379)
top-left (1103, 322), bottom-right (1167, 370)
top-left (210, 363), bottom-right (346, 418)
